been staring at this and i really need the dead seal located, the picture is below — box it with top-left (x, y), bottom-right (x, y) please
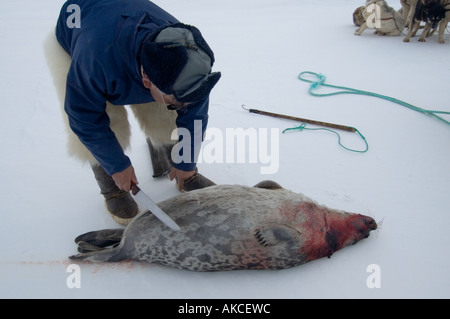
top-left (70, 181), bottom-right (377, 271)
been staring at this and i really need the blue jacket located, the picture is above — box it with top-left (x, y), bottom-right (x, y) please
top-left (55, 0), bottom-right (209, 175)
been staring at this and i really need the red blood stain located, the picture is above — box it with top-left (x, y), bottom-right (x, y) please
top-left (279, 201), bottom-right (375, 262)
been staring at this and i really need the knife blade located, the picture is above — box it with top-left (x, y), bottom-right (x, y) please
top-left (131, 184), bottom-right (181, 231)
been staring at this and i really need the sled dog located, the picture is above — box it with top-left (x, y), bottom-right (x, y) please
top-left (355, 0), bottom-right (405, 36)
top-left (437, 0), bottom-right (450, 43)
top-left (403, 0), bottom-right (448, 42)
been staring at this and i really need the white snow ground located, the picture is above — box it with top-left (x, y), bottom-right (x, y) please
top-left (0, 0), bottom-right (449, 299)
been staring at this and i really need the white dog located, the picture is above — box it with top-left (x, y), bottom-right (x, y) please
top-left (355, 0), bottom-right (405, 36)
top-left (437, 0), bottom-right (450, 43)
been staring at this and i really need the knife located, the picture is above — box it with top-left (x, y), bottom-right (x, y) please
top-left (131, 184), bottom-right (181, 231)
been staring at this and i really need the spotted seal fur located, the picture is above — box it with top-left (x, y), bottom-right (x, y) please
top-left (70, 181), bottom-right (377, 271)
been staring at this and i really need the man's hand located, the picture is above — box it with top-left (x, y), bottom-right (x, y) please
top-left (112, 165), bottom-right (138, 192)
top-left (169, 167), bottom-right (196, 191)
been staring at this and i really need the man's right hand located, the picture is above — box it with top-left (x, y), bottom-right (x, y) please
top-left (112, 165), bottom-right (138, 192)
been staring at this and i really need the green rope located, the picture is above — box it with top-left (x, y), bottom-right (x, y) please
top-left (283, 123), bottom-right (369, 153)
top-left (298, 71), bottom-right (450, 126)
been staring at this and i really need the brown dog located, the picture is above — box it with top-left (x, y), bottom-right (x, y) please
top-left (401, 0), bottom-right (420, 28)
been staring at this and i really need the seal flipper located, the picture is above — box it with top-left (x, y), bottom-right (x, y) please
top-left (253, 180), bottom-right (283, 190)
top-left (77, 240), bottom-right (120, 253)
top-left (69, 244), bottom-right (125, 262)
top-left (74, 228), bottom-right (124, 248)
top-left (254, 225), bottom-right (300, 247)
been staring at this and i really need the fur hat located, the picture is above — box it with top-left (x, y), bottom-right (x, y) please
top-left (140, 23), bottom-right (221, 103)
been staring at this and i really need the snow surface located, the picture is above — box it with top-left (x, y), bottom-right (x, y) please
top-left (0, 0), bottom-right (449, 299)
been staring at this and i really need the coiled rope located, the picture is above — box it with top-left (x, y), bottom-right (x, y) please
top-left (246, 71), bottom-right (448, 154)
top-left (297, 71), bottom-right (450, 126)
top-left (282, 123), bottom-right (369, 153)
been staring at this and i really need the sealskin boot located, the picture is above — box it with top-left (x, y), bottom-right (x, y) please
top-left (180, 168), bottom-right (216, 192)
top-left (146, 138), bottom-right (215, 191)
top-left (146, 138), bottom-right (172, 178)
top-left (91, 164), bottom-right (139, 226)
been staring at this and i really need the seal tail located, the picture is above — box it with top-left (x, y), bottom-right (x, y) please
top-left (69, 229), bottom-right (125, 262)
top-left (74, 228), bottom-right (124, 250)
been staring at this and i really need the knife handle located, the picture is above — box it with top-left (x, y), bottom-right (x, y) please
top-left (131, 183), bottom-right (140, 196)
